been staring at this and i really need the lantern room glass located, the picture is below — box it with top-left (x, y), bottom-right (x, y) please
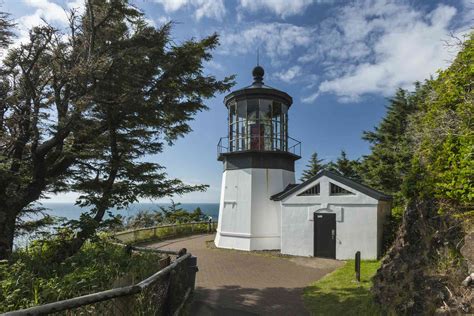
top-left (228, 99), bottom-right (288, 152)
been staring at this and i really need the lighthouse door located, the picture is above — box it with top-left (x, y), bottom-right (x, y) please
top-left (314, 213), bottom-right (336, 259)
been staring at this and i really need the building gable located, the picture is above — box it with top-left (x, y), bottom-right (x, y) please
top-left (297, 183), bottom-right (320, 196)
top-left (270, 170), bottom-right (391, 201)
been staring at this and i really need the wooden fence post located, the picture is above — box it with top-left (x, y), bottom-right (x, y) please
top-left (355, 251), bottom-right (361, 282)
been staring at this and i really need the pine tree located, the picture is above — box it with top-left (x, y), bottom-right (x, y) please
top-left (0, 0), bottom-right (234, 260)
top-left (359, 88), bottom-right (420, 202)
top-left (326, 150), bottom-right (361, 181)
top-left (300, 152), bottom-right (325, 182)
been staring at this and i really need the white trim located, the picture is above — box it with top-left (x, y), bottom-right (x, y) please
top-left (281, 203), bottom-right (321, 207)
top-left (217, 230), bottom-right (280, 239)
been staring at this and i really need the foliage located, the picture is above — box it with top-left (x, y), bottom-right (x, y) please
top-left (359, 87), bottom-right (428, 251)
top-left (372, 34), bottom-right (473, 314)
top-left (300, 152), bottom-right (325, 181)
top-left (304, 260), bottom-right (381, 316)
top-left (406, 34), bottom-right (473, 213)
top-left (360, 88), bottom-right (420, 206)
top-left (0, 235), bottom-right (162, 313)
top-left (0, 11), bottom-right (13, 48)
top-left (326, 150), bottom-right (362, 181)
top-left (0, 0), bottom-right (234, 259)
top-left (124, 202), bottom-right (208, 229)
top-left (159, 201), bottom-right (207, 224)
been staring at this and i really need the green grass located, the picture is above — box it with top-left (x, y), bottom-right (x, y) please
top-left (304, 260), bottom-right (382, 316)
top-left (0, 238), bottom-right (164, 313)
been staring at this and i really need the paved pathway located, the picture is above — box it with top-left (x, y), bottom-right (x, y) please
top-left (147, 234), bottom-right (343, 315)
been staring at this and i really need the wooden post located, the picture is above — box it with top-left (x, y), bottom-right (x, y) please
top-left (355, 251), bottom-right (361, 282)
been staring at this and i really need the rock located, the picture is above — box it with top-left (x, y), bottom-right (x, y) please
top-left (461, 275), bottom-right (471, 287)
top-left (461, 232), bottom-right (474, 272)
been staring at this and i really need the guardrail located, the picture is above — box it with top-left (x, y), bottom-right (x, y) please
top-left (217, 136), bottom-right (301, 157)
top-left (3, 246), bottom-right (198, 316)
top-left (114, 221), bottom-right (217, 245)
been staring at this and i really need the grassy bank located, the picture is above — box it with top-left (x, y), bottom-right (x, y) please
top-left (304, 260), bottom-right (381, 316)
top-left (0, 237), bottom-right (163, 313)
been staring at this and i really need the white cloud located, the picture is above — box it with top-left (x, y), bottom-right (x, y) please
top-left (220, 23), bottom-right (314, 62)
top-left (156, 16), bottom-right (169, 23)
top-left (238, 0), bottom-right (335, 18)
top-left (23, 0), bottom-right (69, 24)
top-left (66, 0), bottom-right (86, 15)
top-left (301, 0), bottom-right (468, 103)
top-left (14, 0), bottom-right (84, 46)
top-left (153, 0), bottom-right (226, 20)
top-left (274, 65), bottom-right (302, 82)
top-left (239, 0), bottom-right (314, 18)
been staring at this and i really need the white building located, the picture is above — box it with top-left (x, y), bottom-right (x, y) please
top-left (214, 66), bottom-right (391, 260)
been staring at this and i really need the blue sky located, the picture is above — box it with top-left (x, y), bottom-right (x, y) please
top-left (2, 0), bottom-right (472, 203)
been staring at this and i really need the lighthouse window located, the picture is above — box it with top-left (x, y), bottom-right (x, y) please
top-left (226, 98), bottom-right (290, 153)
top-left (247, 100), bottom-right (260, 150)
top-left (259, 100), bottom-right (272, 150)
top-left (228, 101), bottom-right (236, 151)
top-left (236, 100), bottom-right (247, 150)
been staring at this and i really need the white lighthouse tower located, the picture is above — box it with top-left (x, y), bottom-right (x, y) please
top-left (214, 65), bottom-right (301, 251)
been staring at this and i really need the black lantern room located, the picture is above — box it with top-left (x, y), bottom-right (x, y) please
top-left (218, 66), bottom-right (301, 170)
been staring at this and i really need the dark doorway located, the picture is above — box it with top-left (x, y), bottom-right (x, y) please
top-left (314, 213), bottom-right (336, 259)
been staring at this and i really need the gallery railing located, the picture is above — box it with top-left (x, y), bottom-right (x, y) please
top-left (3, 246), bottom-right (198, 316)
top-left (217, 136), bottom-right (301, 157)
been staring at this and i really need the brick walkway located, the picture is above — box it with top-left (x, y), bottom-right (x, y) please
top-left (147, 234), bottom-right (343, 315)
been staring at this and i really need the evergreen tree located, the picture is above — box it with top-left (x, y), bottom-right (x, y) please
top-left (326, 150), bottom-right (361, 181)
top-left (359, 88), bottom-right (420, 209)
top-left (300, 152), bottom-right (325, 182)
top-left (0, 0), bottom-right (234, 260)
top-left (358, 87), bottom-right (425, 252)
top-left (190, 207), bottom-right (205, 222)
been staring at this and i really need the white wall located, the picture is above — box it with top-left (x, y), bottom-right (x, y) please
top-left (215, 168), bottom-right (294, 251)
top-left (280, 175), bottom-right (384, 260)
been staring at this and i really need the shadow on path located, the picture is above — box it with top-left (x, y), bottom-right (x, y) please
top-left (191, 285), bottom-right (309, 316)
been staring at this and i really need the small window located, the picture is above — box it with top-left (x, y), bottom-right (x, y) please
top-left (298, 183), bottom-right (320, 196)
top-left (330, 183), bottom-right (354, 195)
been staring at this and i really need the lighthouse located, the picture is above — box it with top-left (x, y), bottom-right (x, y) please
top-left (214, 65), bottom-right (301, 251)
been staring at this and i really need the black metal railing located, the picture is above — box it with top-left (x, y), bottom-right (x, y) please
top-left (217, 136), bottom-right (301, 157)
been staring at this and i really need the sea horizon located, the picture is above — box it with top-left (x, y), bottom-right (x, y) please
top-left (40, 202), bottom-right (220, 221)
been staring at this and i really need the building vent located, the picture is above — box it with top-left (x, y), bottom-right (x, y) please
top-left (298, 183), bottom-right (320, 196)
top-left (330, 183), bottom-right (354, 195)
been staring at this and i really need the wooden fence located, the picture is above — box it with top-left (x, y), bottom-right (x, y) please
top-left (3, 246), bottom-right (197, 316)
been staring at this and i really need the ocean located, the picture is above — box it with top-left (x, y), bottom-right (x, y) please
top-left (14, 202), bottom-right (219, 248)
top-left (41, 202), bottom-right (220, 220)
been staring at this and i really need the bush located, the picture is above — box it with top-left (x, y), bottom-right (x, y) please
top-left (0, 235), bottom-right (163, 313)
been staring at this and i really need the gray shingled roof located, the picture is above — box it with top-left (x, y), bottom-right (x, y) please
top-left (270, 170), bottom-right (392, 201)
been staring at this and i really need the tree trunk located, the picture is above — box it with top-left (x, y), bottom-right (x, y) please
top-left (0, 204), bottom-right (18, 260)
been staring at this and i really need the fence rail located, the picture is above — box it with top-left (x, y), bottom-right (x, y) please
top-left (113, 221), bottom-right (217, 245)
top-left (3, 246), bottom-right (198, 316)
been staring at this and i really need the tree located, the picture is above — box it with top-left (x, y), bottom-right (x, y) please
top-left (160, 200), bottom-right (190, 223)
top-left (190, 207), bottom-right (205, 222)
top-left (358, 88), bottom-right (421, 210)
top-left (0, 0), bottom-right (234, 260)
top-left (300, 152), bottom-right (325, 182)
top-left (126, 210), bottom-right (162, 229)
top-left (326, 150), bottom-right (361, 181)
top-left (0, 11), bottom-right (13, 48)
